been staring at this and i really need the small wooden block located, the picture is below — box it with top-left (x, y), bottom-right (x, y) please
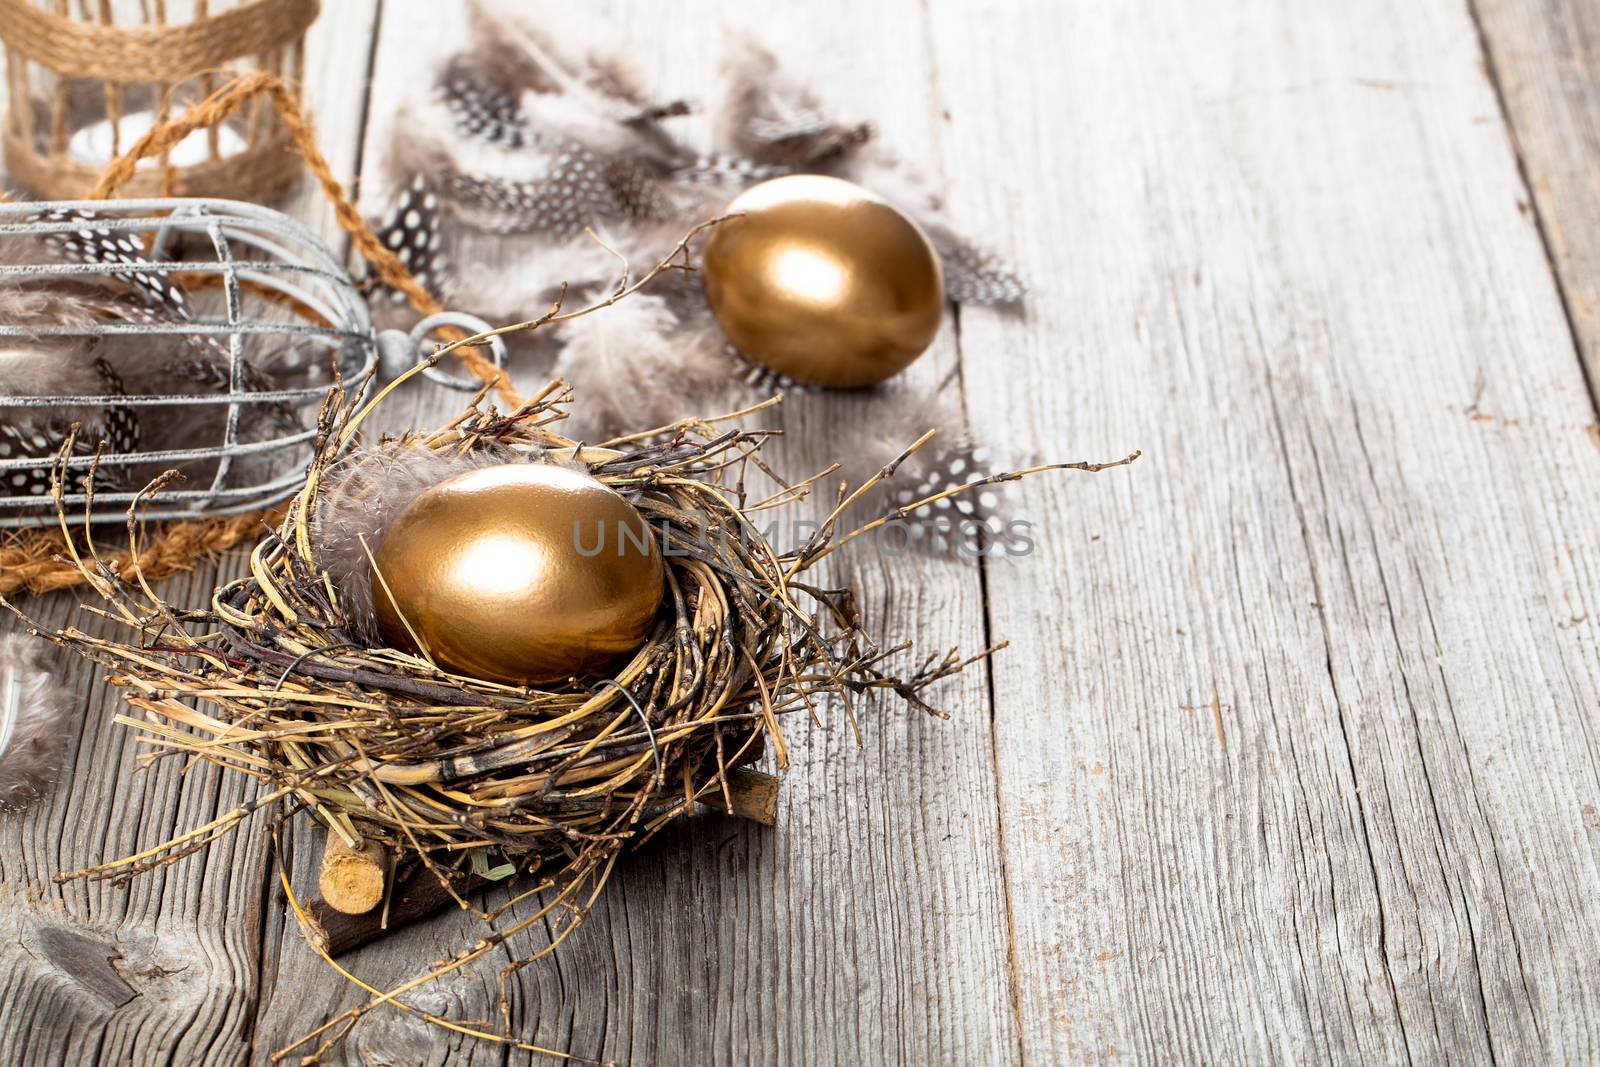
top-left (316, 833), bottom-right (387, 916)
top-left (710, 767), bottom-right (781, 826)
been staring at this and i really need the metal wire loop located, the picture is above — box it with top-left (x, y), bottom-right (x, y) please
top-left (408, 311), bottom-right (508, 393)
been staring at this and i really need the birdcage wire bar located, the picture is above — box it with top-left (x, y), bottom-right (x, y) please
top-left (0, 197), bottom-right (377, 527)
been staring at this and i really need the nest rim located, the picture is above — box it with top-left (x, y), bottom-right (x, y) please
top-left (127, 363), bottom-right (939, 889)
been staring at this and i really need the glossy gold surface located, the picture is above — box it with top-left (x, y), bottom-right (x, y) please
top-left (701, 174), bottom-right (945, 388)
top-left (371, 464), bottom-right (665, 685)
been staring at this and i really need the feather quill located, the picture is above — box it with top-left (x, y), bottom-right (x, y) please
top-left (0, 632), bottom-right (71, 811)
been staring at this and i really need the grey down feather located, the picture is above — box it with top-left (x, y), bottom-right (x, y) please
top-left (0, 631), bottom-right (71, 811)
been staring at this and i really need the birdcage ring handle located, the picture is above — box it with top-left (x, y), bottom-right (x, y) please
top-left (378, 311), bottom-right (509, 393)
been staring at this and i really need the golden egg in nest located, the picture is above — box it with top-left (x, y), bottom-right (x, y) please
top-left (370, 463), bottom-right (665, 685)
top-left (701, 174), bottom-right (946, 388)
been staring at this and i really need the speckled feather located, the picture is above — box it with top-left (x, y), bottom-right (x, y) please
top-left (388, 14), bottom-right (1024, 304)
top-left (365, 174), bottom-right (450, 307)
top-left (366, 5), bottom-right (1027, 546)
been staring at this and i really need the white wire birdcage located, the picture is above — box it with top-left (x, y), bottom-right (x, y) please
top-left (0, 197), bottom-right (503, 529)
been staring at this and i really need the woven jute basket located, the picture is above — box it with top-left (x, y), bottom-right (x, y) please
top-left (0, 0), bottom-right (319, 200)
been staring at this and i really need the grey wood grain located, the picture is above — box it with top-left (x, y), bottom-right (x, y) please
top-left (1473, 0), bottom-right (1600, 403)
top-left (934, 0), bottom-right (1600, 1063)
top-left (0, 4), bottom-right (382, 1066)
top-left (248, 2), bottom-right (1019, 1064)
top-left (12, 0), bottom-right (1600, 1063)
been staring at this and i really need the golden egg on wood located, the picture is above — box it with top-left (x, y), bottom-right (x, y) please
top-left (370, 463), bottom-right (665, 685)
top-left (701, 174), bottom-right (946, 388)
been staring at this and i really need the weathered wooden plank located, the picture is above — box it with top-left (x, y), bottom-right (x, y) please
top-left (247, 1), bottom-right (1019, 1064)
top-left (0, 5), bottom-right (381, 1067)
top-left (1474, 0), bottom-right (1600, 402)
top-left (934, 0), bottom-right (1600, 1063)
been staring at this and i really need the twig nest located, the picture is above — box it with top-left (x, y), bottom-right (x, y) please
top-left (370, 463), bottom-right (665, 685)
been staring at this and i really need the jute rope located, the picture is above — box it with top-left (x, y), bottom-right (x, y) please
top-left (0, 509), bottom-right (276, 598)
top-left (2, 70), bottom-right (521, 598)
